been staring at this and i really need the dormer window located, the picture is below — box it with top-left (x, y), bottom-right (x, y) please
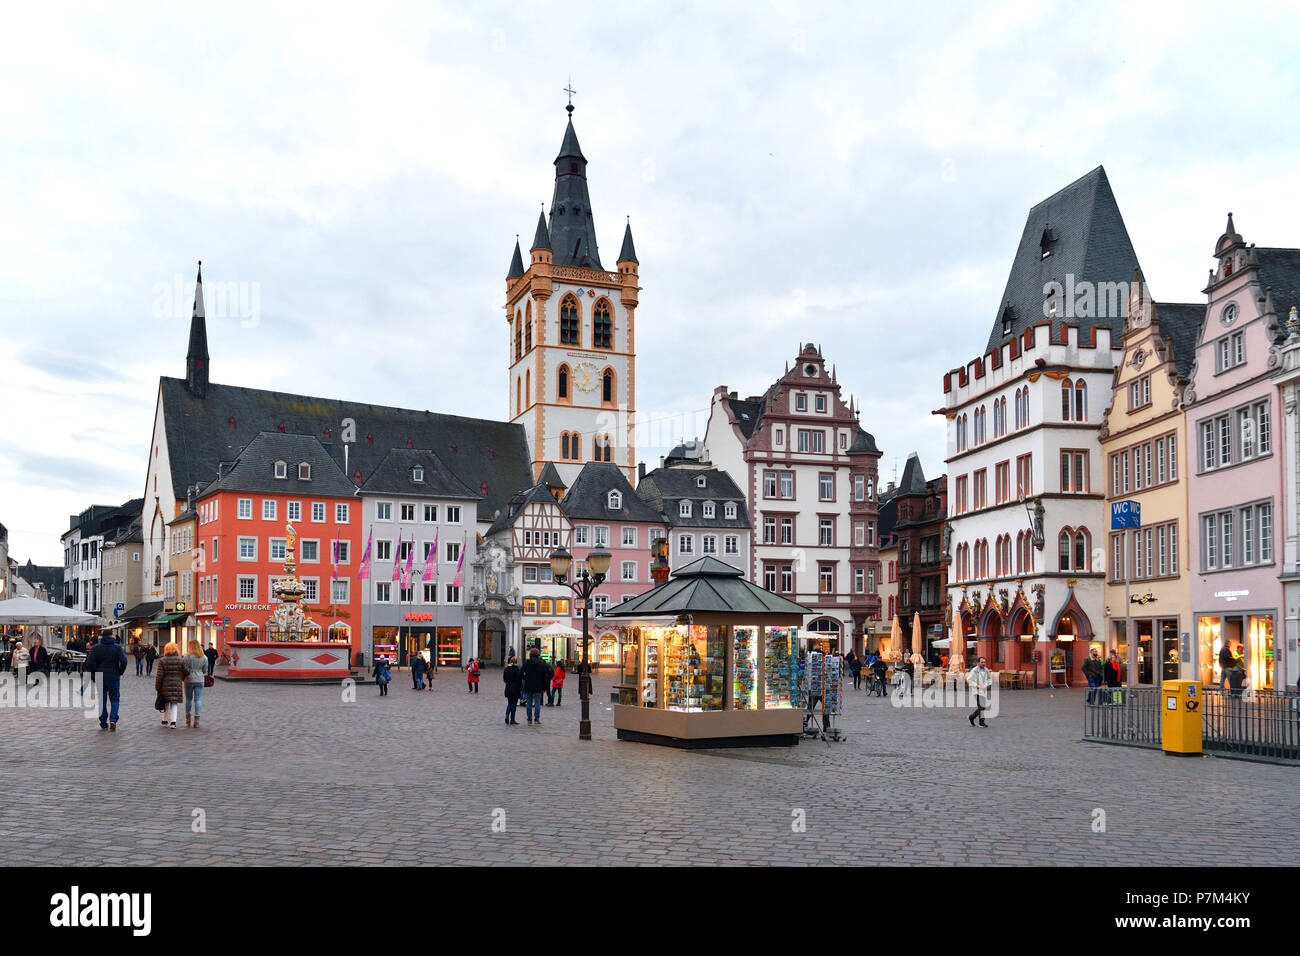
top-left (1039, 227), bottom-right (1057, 260)
top-left (679, 501), bottom-right (692, 518)
top-left (413, 466), bottom-right (425, 483)
top-left (725, 502), bottom-right (737, 519)
top-left (274, 461), bottom-right (287, 479)
top-left (1002, 304), bottom-right (1015, 336)
top-left (607, 491), bottom-right (622, 510)
top-left (695, 476), bottom-right (707, 489)
top-left (703, 501), bottom-right (715, 519)
top-left (298, 462), bottom-right (311, 480)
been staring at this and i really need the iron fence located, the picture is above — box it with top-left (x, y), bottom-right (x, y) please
top-left (1083, 686), bottom-right (1161, 748)
top-left (1202, 687), bottom-right (1300, 761)
top-left (1084, 684), bottom-right (1300, 762)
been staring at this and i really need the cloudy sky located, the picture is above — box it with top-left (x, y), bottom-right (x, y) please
top-left (3, 1), bottom-right (1298, 566)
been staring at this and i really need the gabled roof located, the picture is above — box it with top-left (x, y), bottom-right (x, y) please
top-left (605, 556), bottom-right (811, 618)
top-left (636, 467), bottom-right (751, 529)
top-left (727, 396), bottom-right (765, 439)
top-left (485, 483), bottom-right (561, 536)
top-left (537, 461), bottom-right (567, 494)
top-left (849, 426), bottom-right (880, 455)
top-left (358, 447), bottom-right (480, 500)
top-left (158, 377), bottom-right (531, 522)
top-left (559, 462), bottom-right (662, 523)
top-left (1152, 302), bottom-right (1205, 379)
top-left (197, 432), bottom-right (356, 499)
top-left (986, 166), bottom-right (1141, 351)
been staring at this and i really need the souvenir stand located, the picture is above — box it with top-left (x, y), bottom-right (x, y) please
top-left (603, 557), bottom-right (811, 749)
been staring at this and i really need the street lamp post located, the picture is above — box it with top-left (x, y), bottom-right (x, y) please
top-left (550, 545), bottom-right (610, 741)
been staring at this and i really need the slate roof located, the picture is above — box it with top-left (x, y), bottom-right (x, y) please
top-left (485, 482), bottom-right (560, 536)
top-left (1256, 248), bottom-right (1300, 321)
top-left (727, 397), bottom-right (764, 439)
top-left (898, 453), bottom-right (927, 495)
top-left (559, 462), bottom-right (662, 523)
top-left (159, 377), bottom-right (531, 522)
top-left (17, 561), bottom-right (65, 600)
top-left (548, 116), bottom-right (603, 269)
top-left (358, 447), bottom-right (480, 500)
top-left (986, 166), bottom-right (1142, 352)
top-left (537, 461), bottom-right (567, 494)
top-left (531, 211), bottom-right (551, 251)
top-left (1152, 302), bottom-right (1205, 379)
top-left (618, 221), bottom-right (638, 262)
top-left (876, 488), bottom-right (899, 542)
top-left (507, 240), bottom-right (525, 279)
top-left (636, 467), bottom-right (751, 529)
top-left (604, 556), bottom-right (811, 618)
top-left (196, 432), bottom-right (358, 499)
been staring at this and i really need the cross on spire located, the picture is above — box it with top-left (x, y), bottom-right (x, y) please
top-left (564, 79), bottom-right (576, 115)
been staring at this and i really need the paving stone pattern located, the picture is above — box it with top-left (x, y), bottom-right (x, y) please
top-left (1, 670), bottom-right (1295, 866)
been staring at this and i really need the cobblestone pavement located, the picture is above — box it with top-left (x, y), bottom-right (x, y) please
top-left (1, 668), bottom-right (1295, 866)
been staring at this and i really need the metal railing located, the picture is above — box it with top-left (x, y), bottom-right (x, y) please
top-left (1084, 684), bottom-right (1300, 761)
top-left (1083, 686), bottom-right (1161, 748)
top-left (1202, 687), bottom-right (1300, 761)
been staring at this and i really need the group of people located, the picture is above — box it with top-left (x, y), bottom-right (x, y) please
top-left (502, 649), bottom-right (572, 725)
top-left (1082, 648), bottom-right (1125, 704)
top-left (73, 635), bottom-right (213, 730)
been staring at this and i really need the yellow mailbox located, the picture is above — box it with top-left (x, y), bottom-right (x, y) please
top-left (1161, 679), bottom-right (1202, 755)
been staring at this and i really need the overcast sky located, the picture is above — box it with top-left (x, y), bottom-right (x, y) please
top-left (3, 1), bottom-right (1298, 567)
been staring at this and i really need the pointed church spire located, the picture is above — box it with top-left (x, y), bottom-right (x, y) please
top-left (531, 210), bottom-right (552, 251)
top-left (185, 260), bottom-right (209, 399)
top-left (547, 99), bottom-right (602, 269)
top-left (507, 237), bottom-right (525, 278)
top-left (618, 217), bottom-right (638, 263)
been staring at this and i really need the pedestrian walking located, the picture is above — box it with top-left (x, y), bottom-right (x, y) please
top-left (411, 653), bottom-right (427, 691)
top-left (145, 643), bottom-right (158, 675)
top-left (1218, 641), bottom-right (1236, 690)
top-left (1103, 650), bottom-right (1122, 687)
top-left (465, 657), bottom-right (480, 693)
top-left (182, 639), bottom-right (207, 728)
top-left (204, 643), bottom-right (218, 676)
top-left (846, 650), bottom-right (862, 691)
top-left (133, 642), bottom-right (146, 676)
top-left (966, 656), bottom-right (992, 727)
top-left (871, 655), bottom-right (888, 696)
top-left (85, 632), bottom-right (128, 731)
top-left (11, 640), bottom-right (28, 680)
top-left (30, 637), bottom-right (50, 676)
top-left (372, 658), bottom-right (392, 696)
top-left (503, 655), bottom-right (522, 725)
top-left (548, 661), bottom-right (566, 706)
top-left (521, 648), bottom-right (550, 725)
top-left (1082, 649), bottom-right (1104, 705)
top-left (154, 642), bottom-right (186, 729)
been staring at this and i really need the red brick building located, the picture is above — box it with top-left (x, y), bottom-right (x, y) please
top-left (877, 453), bottom-right (949, 656)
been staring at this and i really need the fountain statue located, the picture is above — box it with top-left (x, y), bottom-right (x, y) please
top-left (268, 522), bottom-right (310, 641)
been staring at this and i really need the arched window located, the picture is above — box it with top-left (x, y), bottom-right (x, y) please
top-left (516, 377), bottom-right (522, 416)
top-left (1058, 529), bottom-right (1072, 571)
top-left (1074, 380), bottom-right (1086, 422)
top-left (525, 369), bottom-right (531, 407)
top-left (593, 299), bottom-right (613, 349)
top-left (561, 432), bottom-right (571, 460)
top-left (328, 623), bottom-right (351, 642)
top-left (570, 432), bottom-right (581, 460)
top-left (515, 314), bottom-right (522, 361)
top-left (602, 368), bottom-right (614, 405)
top-left (525, 316), bottom-right (532, 352)
top-left (557, 364), bottom-right (570, 402)
top-left (888, 596), bottom-right (895, 618)
top-left (154, 556), bottom-right (162, 588)
top-left (1061, 379), bottom-right (1074, 420)
top-left (603, 435), bottom-right (612, 462)
top-left (1075, 527), bottom-right (1090, 570)
top-left (560, 294), bottom-right (580, 345)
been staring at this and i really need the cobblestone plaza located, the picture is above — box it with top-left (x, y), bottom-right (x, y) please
top-left (1, 671), bottom-right (1294, 867)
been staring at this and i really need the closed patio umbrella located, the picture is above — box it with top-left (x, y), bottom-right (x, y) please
top-left (888, 615), bottom-right (902, 659)
top-left (949, 604), bottom-right (967, 673)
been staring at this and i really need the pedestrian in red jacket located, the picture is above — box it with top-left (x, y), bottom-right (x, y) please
top-left (548, 661), bottom-right (566, 707)
top-left (466, 658), bottom-right (480, 694)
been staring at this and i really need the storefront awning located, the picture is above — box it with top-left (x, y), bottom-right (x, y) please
top-left (120, 601), bottom-right (164, 622)
top-left (146, 612), bottom-right (189, 626)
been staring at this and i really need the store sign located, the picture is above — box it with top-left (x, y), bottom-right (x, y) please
top-left (1213, 589), bottom-right (1249, 602)
top-left (113, 603), bottom-right (125, 618)
top-left (404, 612), bottom-right (434, 621)
top-left (226, 603), bottom-right (276, 612)
top-left (574, 599), bottom-right (586, 611)
top-left (175, 601), bottom-right (187, 612)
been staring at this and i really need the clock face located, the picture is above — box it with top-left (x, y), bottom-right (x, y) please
top-left (573, 360), bottom-right (600, 392)
top-left (1222, 303), bottom-right (1238, 326)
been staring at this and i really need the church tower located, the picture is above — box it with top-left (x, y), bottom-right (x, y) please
top-left (506, 98), bottom-right (639, 486)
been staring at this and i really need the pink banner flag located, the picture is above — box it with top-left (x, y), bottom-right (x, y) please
top-left (357, 527), bottom-right (373, 579)
top-left (422, 531), bottom-right (439, 582)
top-left (194, 543), bottom-right (205, 573)
top-left (392, 532), bottom-right (403, 582)
top-left (331, 526), bottom-right (342, 579)
top-left (401, 539), bottom-right (415, 589)
top-left (452, 541), bottom-right (466, 588)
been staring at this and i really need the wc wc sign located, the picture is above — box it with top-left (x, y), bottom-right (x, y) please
top-left (1111, 500), bottom-right (1141, 530)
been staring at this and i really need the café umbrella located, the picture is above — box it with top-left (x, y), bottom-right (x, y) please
top-left (888, 615), bottom-right (902, 659)
top-left (948, 604), bottom-right (967, 672)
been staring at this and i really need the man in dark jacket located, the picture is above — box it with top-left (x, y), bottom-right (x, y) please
top-left (145, 643), bottom-right (158, 675)
top-left (520, 648), bottom-right (552, 726)
top-left (204, 644), bottom-right (218, 676)
top-left (85, 634), bottom-right (128, 730)
top-left (1082, 649), bottom-right (1104, 704)
top-left (29, 638), bottom-right (51, 676)
top-left (502, 656), bottom-right (523, 725)
top-left (1218, 641), bottom-right (1239, 690)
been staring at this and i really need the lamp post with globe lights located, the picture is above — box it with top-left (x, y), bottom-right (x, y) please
top-left (549, 544), bottom-right (611, 741)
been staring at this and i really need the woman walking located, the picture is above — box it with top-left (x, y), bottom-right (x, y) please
top-left (372, 657), bottom-right (392, 696)
top-left (502, 655), bottom-right (522, 725)
top-left (466, 657), bottom-right (480, 693)
top-left (182, 639), bottom-right (207, 728)
top-left (155, 641), bottom-right (186, 728)
top-left (548, 661), bottom-right (565, 707)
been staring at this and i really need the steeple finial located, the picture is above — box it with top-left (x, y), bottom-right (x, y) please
top-left (564, 79), bottom-right (576, 116)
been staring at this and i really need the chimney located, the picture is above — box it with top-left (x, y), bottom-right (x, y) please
top-left (637, 461), bottom-right (646, 482)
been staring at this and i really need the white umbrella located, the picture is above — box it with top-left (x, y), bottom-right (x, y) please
top-left (0, 596), bottom-right (100, 626)
top-left (531, 621), bottom-right (582, 639)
